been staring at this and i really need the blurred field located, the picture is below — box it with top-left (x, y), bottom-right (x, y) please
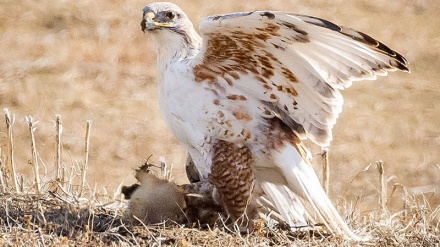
top-left (0, 0), bottom-right (439, 225)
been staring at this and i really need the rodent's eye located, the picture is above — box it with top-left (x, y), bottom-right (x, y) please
top-left (165, 11), bottom-right (175, 20)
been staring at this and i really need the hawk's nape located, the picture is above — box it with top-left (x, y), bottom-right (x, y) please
top-left (139, 2), bottom-right (409, 240)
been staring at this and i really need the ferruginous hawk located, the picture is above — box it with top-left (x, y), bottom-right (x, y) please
top-left (140, 2), bottom-right (408, 240)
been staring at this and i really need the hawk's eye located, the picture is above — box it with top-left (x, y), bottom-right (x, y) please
top-left (165, 11), bottom-right (175, 20)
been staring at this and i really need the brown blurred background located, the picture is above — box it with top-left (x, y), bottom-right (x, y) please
top-left (0, 0), bottom-right (439, 211)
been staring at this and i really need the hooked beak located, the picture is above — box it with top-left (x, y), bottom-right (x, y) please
top-left (141, 11), bottom-right (173, 32)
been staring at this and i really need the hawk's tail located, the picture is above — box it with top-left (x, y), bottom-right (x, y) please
top-left (257, 143), bottom-right (363, 241)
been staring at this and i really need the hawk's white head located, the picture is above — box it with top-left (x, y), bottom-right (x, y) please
top-left (141, 2), bottom-right (201, 62)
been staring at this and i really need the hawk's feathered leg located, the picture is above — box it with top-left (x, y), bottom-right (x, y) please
top-left (185, 152), bottom-right (201, 183)
top-left (209, 140), bottom-right (257, 227)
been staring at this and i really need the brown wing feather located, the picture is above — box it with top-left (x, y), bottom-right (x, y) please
top-left (194, 11), bottom-right (409, 146)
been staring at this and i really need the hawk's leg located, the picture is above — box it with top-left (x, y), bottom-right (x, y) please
top-left (209, 140), bottom-right (256, 228)
top-left (185, 152), bottom-right (201, 183)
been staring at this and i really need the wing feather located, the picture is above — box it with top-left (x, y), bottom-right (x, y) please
top-left (192, 11), bottom-right (408, 146)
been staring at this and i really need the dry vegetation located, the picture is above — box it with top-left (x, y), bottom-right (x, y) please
top-left (0, 0), bottom-right (439, 245)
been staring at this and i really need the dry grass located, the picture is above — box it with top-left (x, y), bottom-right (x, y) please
top-left (0, 123), bottom-right (438, 246)
top-left (0, 0), bottom-right (439, 245)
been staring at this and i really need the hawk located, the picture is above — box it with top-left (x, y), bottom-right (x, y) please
top-left (140, 2), bottom-right (408, 240)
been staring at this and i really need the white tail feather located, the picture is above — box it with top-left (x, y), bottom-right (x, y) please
top-left (260, 182), bottom-right (308, 226)
top-left (268, 143), bottom-right (364, 241)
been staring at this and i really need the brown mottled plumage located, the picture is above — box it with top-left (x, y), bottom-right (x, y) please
top-left (210, 140), bottom-right (256, 224)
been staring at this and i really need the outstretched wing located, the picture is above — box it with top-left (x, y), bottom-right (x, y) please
top-left (191, 11), bottom-right (408, 146)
